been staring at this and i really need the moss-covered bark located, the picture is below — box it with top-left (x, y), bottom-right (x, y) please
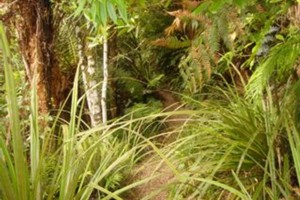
top-left (76, 27), bottom-right (102, 127)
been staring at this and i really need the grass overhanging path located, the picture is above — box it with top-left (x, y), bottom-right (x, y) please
top-left (124, 91), bottom-right (189, 200)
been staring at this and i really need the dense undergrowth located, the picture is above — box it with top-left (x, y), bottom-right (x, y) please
top-left (2, 23), bottom-right (300, 200)
top-left (2, 1), bottom-right (300, 199)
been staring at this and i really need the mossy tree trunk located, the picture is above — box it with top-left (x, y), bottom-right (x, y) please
top-left (76, 27), bottom-right (102, 127)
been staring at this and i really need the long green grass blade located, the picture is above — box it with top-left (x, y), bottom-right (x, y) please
top-left (0, 22), bottom-right (29, 200)
top-left (232, 170), bottom-right (252, 199)
top-left (0, 137), bottom-right (16, 200)
top-left (59, 66), bottom-right (80, 200)
top-left (192, 177), bottom-right (251, 200)
top-left (89, 184), bottom-right (122, 200)
top-left (286, 117), bottom-right (300, 186)
top-left (30, 67), bottom-right (41, 200)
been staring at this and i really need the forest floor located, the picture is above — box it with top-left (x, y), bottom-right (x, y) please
top-left (125, 91), bottom-right (188, 200)
top-left (125, 154), bottom-right (175, 200)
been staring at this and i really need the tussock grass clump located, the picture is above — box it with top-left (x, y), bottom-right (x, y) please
top-left (162, 87), bottom-right (300, 199)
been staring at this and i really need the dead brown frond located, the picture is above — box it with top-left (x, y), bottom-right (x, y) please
top-left (288, 4), bottom-right (300, 27)
top-left (151, 37), bottom-right (191, 49)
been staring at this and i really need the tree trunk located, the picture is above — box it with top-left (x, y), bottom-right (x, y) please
top-left (14, 0), bottom-right (62, 114)
top-left (76, 27), bottom-right (102, 127)
top-left (101, 36), bottom-right (108, 124)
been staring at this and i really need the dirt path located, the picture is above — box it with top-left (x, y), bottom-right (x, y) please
top-left (125, 156), bottom-right (175, 200)
top-left (124, 91), bottom-right (188, 200)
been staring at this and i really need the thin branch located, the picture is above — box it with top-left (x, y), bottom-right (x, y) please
top-left (101, 36), bottom-right (108, 124)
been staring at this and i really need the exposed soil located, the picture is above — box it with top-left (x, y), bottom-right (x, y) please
top-left (124, 90), bottom-right (188, 200)
top-left (125, 156), bottom-right (175, 200)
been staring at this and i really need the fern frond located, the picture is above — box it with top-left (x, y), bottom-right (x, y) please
top-left (165, 9), bottom-right (211, 37)
top-left (53, 19), bottom-right (78, 71)
top-left (216, 12), bottom-right (232, 50)
top-left (246, 36), bottom-right (300, 99)
top-left (206, 23), bottom-right (220, 55)
top-left (164, 17), bottom-right (182, 36)
top-left (199, 44), bottom-right (212, 79)
top-left (178, 38), bottom-right (214, 94)
top-left (151, 37), bottom-right (191, 49)
top-left (179, 54), bottom-right (198, 93)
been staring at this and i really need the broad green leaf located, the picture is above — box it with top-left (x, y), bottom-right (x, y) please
top-left (209, 0), bottom-right (227, 13)
top-left (148, 74), bottom-right (164, 87)
top-left (193, 1), bottom-right (210, 14)
top-left (107, 1), bottom-right (118, 24)
top-left (116, 0), bottom-right (127, 22)
top-left (275, 34), bottom-right (284, 41)
top-left (100, 2), bottom-right (108, 26)
top-left (233, 0), bottom-right (248, 7)
top-left (74, 0), bottom-right (87, 17)
top-left (92, 3), bottom-right (98, 24)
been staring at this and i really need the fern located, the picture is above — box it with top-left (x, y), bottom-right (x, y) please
top-left (161, 3), bottom-right (244, 94)
top-left (53, 20), bottom-right (78, 72)
top-left (207, 23), bottom-right (220, 55)
top-left (216, 13), bottom-right (232, 50)
top-left (178, 38), bottom-right (213, 94)
top-left (246, 35), bottom-right (300, 99)
top-left (151, 36), bottom-right (191, 49)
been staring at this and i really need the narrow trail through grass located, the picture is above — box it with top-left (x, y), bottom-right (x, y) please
top-left (125, 91), bottom-right (187, 200)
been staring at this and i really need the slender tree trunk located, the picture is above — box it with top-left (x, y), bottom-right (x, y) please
top-left (101, 36), bottom-right (108, 124)
top-left (76, 27), bottom-right (102, 127)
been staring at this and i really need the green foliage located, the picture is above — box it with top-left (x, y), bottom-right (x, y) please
top-left (0, 22), bottom-right (30, 200)
top-left (3, 0), bottom-right (300, 199)
top-left (247, 34), bottom-right (300, 98)
top-left (74, 0), bottom-right (128, 30)
top-left (157, 3), bottom-right (241, 95)
top-left (285, 114), bottom-right (300, 187)
top-left (0, 26), bottom-right (148, 199)
top-left (112, 5), bottom-right (182, 108)
top-left (53, 18), bottom-right (78, 73)
top-left (165, 86), bottom-right (299, 199)
top-left (124, 100), bottom-right (163, 138)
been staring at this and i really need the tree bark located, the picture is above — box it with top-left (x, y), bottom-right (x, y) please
top-left (76, 27), bottom-right (102, 127)
top-left (14, 0), bottom-right (62, 114)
